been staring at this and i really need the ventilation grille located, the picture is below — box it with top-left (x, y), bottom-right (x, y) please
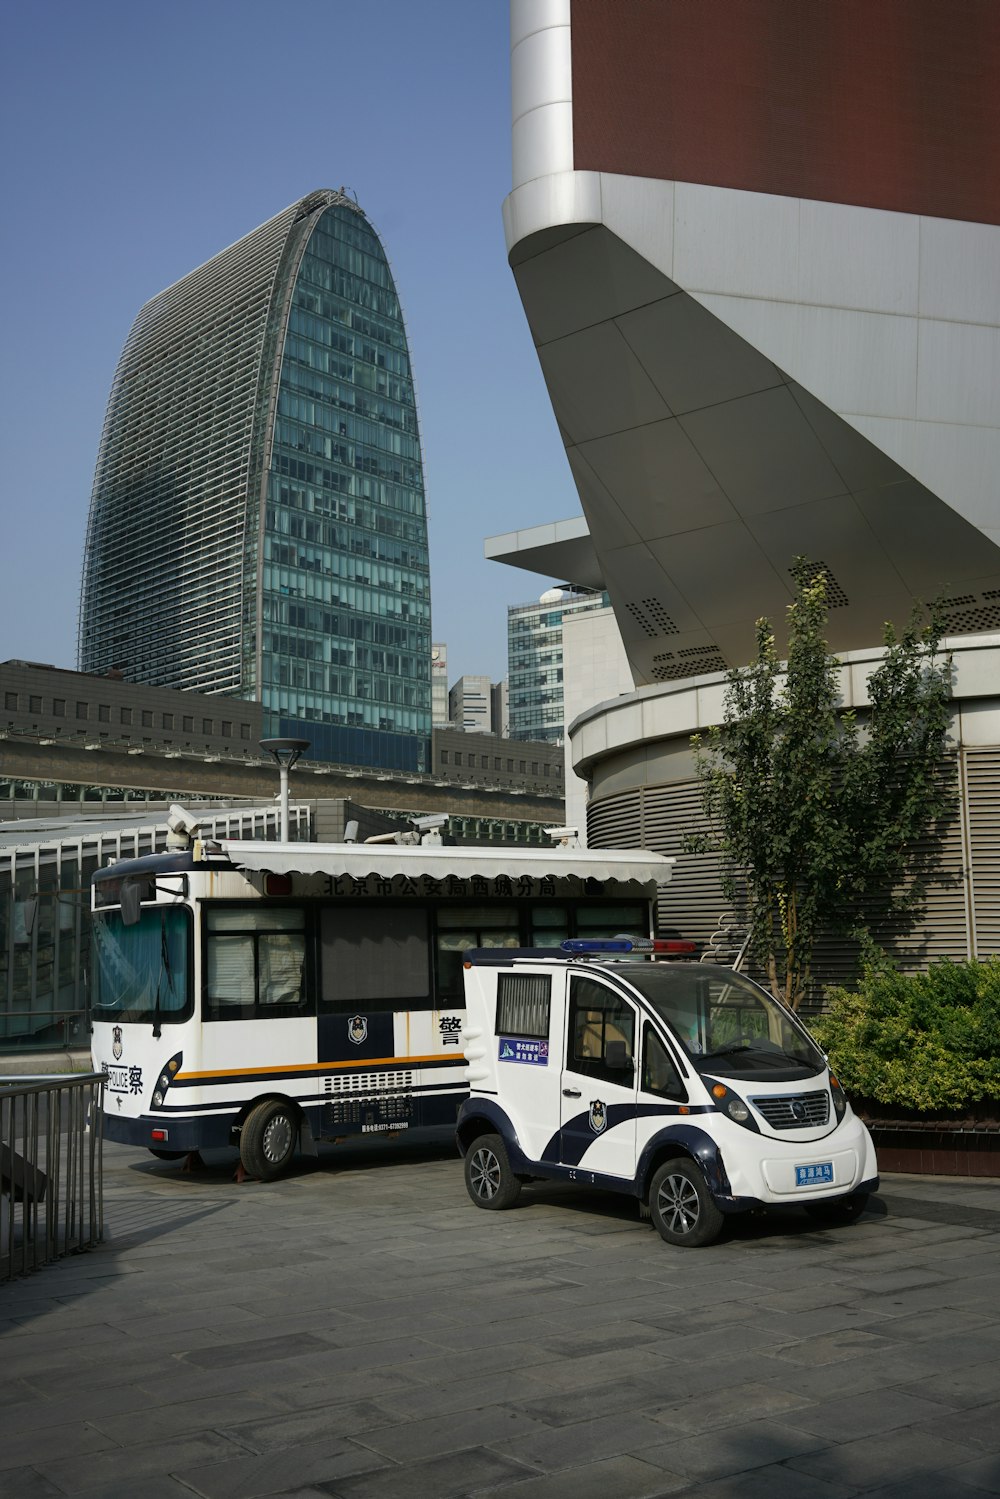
top-left (789, 560), bottom-right (849, 608)
top-left (626, 598), bottom-right (679, 638)
top-left (751, 1092), bottom-right (830, 1130)
top-left (323, 1070), bottom-right (413, 1095)
top-left (938, 592), bottom-right (1000, 633)
top-left (650, 645), bottom-right (728, 682)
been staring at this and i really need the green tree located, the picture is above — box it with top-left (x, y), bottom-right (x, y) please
top-left (690, 565), bottom-right (953, 1010)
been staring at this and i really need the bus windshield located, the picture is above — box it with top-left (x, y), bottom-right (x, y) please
top-left (92, 908), bottom-right (191, 1023)
top-left (626, 963), bottom-right (824, 1076)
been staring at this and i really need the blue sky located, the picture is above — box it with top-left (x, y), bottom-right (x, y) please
top-left (0, 0), bottom-right (578, 685)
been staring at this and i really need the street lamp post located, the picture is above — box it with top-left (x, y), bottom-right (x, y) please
top-left (259, 738), bottom-right (311, 841)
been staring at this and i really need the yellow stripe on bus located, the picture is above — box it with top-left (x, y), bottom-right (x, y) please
top-left (176, 1054), bottom-right (457, 1080)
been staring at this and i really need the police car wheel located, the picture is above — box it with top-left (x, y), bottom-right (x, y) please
top-left (464, 1133), bottom-right (522, 1210)
top-left (804, 1192), bottom-right (869, 1224)
top-left (240, 1100), bottom-right (298, 1182)
top-left (649, 1158), bottom-right (724, 1247)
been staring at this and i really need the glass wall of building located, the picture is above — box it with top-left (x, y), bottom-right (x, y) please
top-left (0, 807), bottom-right (306, 1055)
top-left (80, 190), bottom-right (431, 775)
top-left (263, 202), bottom-right (431, 771)
top-left (508, 588), bottom-right (608, 743)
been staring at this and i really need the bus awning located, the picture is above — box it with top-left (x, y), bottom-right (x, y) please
top-left (209, 840), bottom-right (674, 888)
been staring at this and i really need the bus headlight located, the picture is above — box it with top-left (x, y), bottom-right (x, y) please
top-left (150, 1051), bottom-right (183, 1111)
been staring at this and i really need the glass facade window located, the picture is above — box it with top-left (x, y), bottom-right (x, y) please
top-left (80, 190), bottom-right (431, 776)
top-left (121, 707), bottom-right (131, 724)
top-left (98, 705), bottom-right (110, 722)
top-left (76, 702), bottom-right (88, 720)
top-left (53, 699), bottom-right (65, 716)
top-left (29, 696), bottom-right (42, 714)
top-left (4, 694), bottom-right (16, 711)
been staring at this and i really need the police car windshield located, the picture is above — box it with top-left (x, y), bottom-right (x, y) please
top-left (624, 964), bottom-right (823, 1074)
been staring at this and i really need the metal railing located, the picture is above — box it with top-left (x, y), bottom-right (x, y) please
top-left (1, 1073), bottom-right (104, 1280)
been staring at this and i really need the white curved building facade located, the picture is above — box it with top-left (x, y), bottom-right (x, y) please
top-left (490, 2), bottom-right (1000, 979)
top-left (494, 0), bottom-right (1000, 684)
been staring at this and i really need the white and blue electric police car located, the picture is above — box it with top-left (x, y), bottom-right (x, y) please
top-left (457, 940), bottom-right (878, 1247)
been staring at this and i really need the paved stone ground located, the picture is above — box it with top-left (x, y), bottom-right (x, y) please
top-left (2, 1133), bottom-right (999, 1499)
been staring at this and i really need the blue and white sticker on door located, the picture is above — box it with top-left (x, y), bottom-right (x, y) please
top-left (498, 1038), bottom-right (548, 1066)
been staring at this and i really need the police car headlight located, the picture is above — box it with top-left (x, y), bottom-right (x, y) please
top-left (152, 1089), bottom-right (164, 1107)
top-left (830, 1075), bottom-right (848, 1119)
top-left (708, 1080), bottom-right (759, 1132)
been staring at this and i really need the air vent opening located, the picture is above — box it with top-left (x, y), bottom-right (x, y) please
top-left (789, 560), bottom-right (849, 608)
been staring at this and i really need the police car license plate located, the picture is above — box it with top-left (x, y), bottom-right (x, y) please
top-left (796, 1162), bottom-right (834, 1187)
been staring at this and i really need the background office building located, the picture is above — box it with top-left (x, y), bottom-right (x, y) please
top-left (491, 0), bottom-right (1000, 982)
top-left (431, 644), bottom-right (450, 726)
top-left (507, 587), bottom-right (607, 743)
top-left (79, 189), bottom-right (432, 772)
top-left (448, 674), bottom-right (495, 733)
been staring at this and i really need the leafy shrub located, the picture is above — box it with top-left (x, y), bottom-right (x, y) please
top-left (811, 954), bottom-right (1000, 1113)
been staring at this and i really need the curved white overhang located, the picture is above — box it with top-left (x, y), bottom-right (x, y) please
top-left (567, 634), bottom-right (1000, 781)
top-left (211, 838), bottom-right (674, 889)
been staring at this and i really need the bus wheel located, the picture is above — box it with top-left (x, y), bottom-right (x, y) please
top-left (464, 1133), bottom-right (521, 1210)
top-left (240, 1100), bottom-right (298, 1181)
top-left (649, 1158), bottom-right (724, 1247)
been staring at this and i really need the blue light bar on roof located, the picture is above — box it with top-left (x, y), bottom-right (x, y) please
top-left (560, 937), bottom-right (654, 953)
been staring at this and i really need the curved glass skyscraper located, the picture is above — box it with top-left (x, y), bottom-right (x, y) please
top-left (79, 189), bottom-right (431, 771)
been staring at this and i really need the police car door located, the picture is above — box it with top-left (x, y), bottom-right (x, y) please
top-left (560, 972), bottom-right (638, 1181)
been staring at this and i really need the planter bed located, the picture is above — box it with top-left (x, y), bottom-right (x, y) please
top-left (856, 1108), bottom-right (1000, 1177)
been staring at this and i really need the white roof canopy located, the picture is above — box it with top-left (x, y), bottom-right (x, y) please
top-left (209, 839), bottom-right (673, 889)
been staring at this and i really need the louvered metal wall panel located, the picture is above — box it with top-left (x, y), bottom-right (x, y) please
top-left (587, 791), bottom-right (642, 851)
top-left (637, 781), bottom-right (729, 942)
top-left (966, 747), bottom-right (1000, 958)
top-left (588, 755), bottom-right (971, 1013)
top-left (589, 780), bottom-right (727, 944)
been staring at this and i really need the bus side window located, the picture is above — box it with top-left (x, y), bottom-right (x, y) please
top-left (205, 907), bottom-right (309, 1020)
top-left (642, 1025), bottom-right (687, 1102)
top-left (320, 905), bottom-right (431, 1011)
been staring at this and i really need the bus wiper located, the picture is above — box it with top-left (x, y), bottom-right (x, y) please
top-left (153, 911), bottom-right (172, 1039)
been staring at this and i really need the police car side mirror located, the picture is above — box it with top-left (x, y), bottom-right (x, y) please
top-left (606, 1039), bottom-right (632, 1073)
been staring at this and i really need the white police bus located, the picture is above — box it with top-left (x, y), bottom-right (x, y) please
top-left (90, 821), bottom-right (673, 1180)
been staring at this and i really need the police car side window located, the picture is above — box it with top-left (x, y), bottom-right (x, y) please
top-left (567, 976), bottom-right (635, 1085)
top-left (642, 1025), bottom-right (686, 1101)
